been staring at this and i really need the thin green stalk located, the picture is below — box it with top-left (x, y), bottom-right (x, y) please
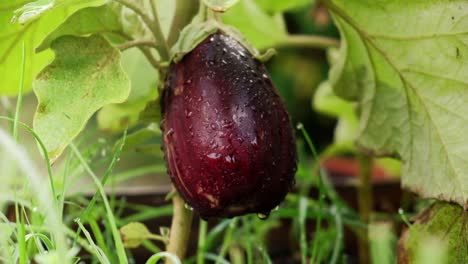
top-left (215, 219), bottom-right (236, 264)
top-left (13, 41), bottom-right (25, 141)
top-left (80, 131), bottom-right (127, 221)
top-left (75, 219), bottom-right (111, 264)
top-left (167, 0), bottom-right (199, 47)
top-left (297, 123), bottom-right (325, 263)
top-left (70, 144), bottom-right (128, 264)
top-left (0, 117), bottom-right (58, 210)
top-left (141, 240), bottom-right (162, 254)
top-left (298, 196), bottom-right (308, 264)
top-left (89, 219), bottom-right (110, 259)
top-left (329, 205), bottom-right (343, 264)
top-left (63, 226), bottom-right (96, 256)
top-left (275, 35), bottom-right (339, 50)
top-left (196, 219), bottom-right (208, 264)
top-left (14, 42), bottom-right (27, 264)
top-left (357, 153), bottom-right (373, 264)
top-left (16, 204), bottom-right (26, 264)
top-left (114, 0), bottom-right (169, 60)
top-left (149, 0), bottom-right (170, 60)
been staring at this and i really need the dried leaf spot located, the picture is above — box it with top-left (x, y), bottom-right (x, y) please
top-left (37, 103), bottom-right (48, 114)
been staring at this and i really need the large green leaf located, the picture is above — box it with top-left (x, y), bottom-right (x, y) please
top-left (33, 35), bottom-right (130, 161)
top-left (222, 0), bottom-right (286, 49)
top-left (326, 0), bottom-right (468, 207)
top-left (0, 0), bottom-right (105, 95)
top-left (36, 5), bottom-right (123, 51)
top-left (97, 47), bottom-right (158, 133)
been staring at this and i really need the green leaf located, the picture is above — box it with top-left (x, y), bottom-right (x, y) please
top-left (117, 0), bottom-right (175, 40)
top-left (222, 0), bottom-right (286, 50)
top-left (113, 123), bottom-right (160, 152)
top-left (254, 0), bottom-right (312, 13)
top-left (399, 202), bottom-right (467, 263)
top-left (120, 222), bottom-right (153, 248)
top-left (314, 80), bottom-right (358, 145)
top-left (13, 0), bottom-right (104, 25)
top-left (37, 5), bottom-right (123, 51)
top-left (0, 0), bottom-right (105, 95)
top-left (203, 0), bottom-right (240, 12)
top-left (33, 35), bottom-right (130, 161)
top-left (327, 0), bottom-right (468, 207)
top-left (97, 46), bottom-right (159, 132)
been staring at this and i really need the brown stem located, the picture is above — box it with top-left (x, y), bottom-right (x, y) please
top-left (165, 193), bottom-right (194, 264)
top-left (357, 153), bottom-right (373, 264)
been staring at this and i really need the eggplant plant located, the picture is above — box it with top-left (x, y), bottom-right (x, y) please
top-left (0, 0), bottom-right (467, 263)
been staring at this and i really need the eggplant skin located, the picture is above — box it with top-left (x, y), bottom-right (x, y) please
top-left (162, 32), bottom-right (297, 218)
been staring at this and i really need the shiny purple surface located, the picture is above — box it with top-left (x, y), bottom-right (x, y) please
top-left (162, 33), bottom-right (297, 218)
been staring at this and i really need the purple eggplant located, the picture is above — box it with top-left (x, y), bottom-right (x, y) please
top-left (162, 32), bottom-right (297, 218)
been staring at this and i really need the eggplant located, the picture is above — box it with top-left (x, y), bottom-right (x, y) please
top-left (162, 32), bottom-right (297, 218)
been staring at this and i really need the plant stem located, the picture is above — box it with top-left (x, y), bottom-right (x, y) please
top-left (149, 0), bottom-right (170, 61)
top-left (165, 193), bottom-right (194, 264)
top-left (167, 0), bottom-right (199, 47)
top-left (118, 39), bottom-right (157, 51)
top-left (111, 31), bottom-right (161, 69)
top-left (357, 153), bottom-right (373, 264)
top-left (114, 0), bottom-right (169, 60)
top-left (275, 35), bottom-right (340, 50)
top-left (196, 219), bottom-right (208, 264)
top-left (13, 42), bottom-right (25, 141)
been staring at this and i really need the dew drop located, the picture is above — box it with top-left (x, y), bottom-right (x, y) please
top-left (262, 73), bottom-right (268, 79)
top-left (225, 154), bottom-right (236, 163)
top-left (257, 212), bottom-right (270, 220)
top-left (184, 203), bottom-right (194, 211)
top-left (251, 137), bottom-right (258, 148)
top-left (207, 152), bottom-right (221, 159)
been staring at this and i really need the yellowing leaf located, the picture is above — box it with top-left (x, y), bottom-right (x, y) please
top-left (326, 0), bottom-right (468, 207)
top-left (33, 35), bottom-right (130, 161)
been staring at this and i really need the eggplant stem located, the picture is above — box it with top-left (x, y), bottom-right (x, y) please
top-left (165, 191), bottom-right (194, 264)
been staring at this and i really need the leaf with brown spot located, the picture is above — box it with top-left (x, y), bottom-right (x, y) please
top-left (33, 35), bottom-right (130, 161)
